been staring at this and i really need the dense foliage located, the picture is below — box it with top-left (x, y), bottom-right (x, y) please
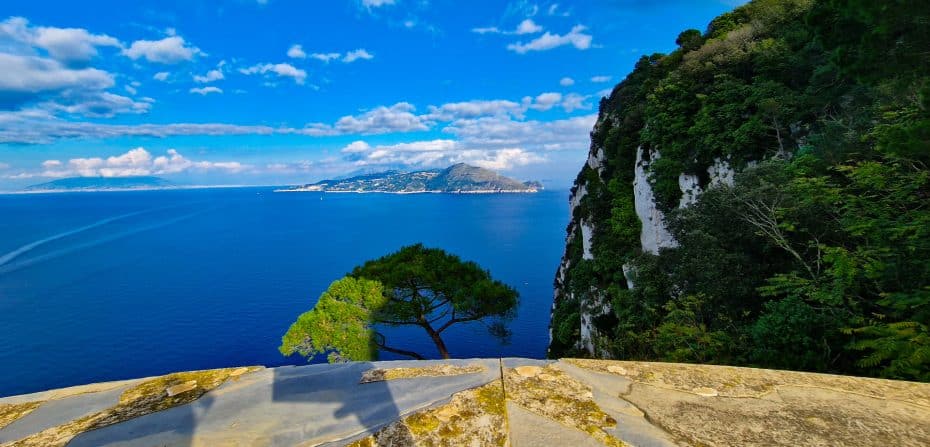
top-left (550, 0), bottom-right (930, 381)
top-left (281, 244), bottom-right (518, 361)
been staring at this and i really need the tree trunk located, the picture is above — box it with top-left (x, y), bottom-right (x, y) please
top-left (422, 324), bottom-right (451, 359)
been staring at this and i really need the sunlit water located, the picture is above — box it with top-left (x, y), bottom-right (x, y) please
top-left (0, 188), bottom-right (568, 396)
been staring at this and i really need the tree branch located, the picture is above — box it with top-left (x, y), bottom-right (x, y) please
top-left (437, 315), bottom-right (482, 333)
top-left (374, 332), bottom-right (424, 360)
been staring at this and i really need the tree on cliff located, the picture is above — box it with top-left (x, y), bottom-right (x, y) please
top-left (279, 244), bottom-right (519, 361)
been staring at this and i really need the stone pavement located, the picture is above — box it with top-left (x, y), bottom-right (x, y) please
top-left (1, 358), bottom-right (929, 446)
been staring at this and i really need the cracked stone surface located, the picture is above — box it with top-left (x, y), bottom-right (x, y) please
top-left (1, 358), bottom-right (928, 446)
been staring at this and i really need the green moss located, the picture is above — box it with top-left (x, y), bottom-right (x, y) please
top-left (476, 382), bottom-right (505, 416)
top-left (405, 412), bottom-right (441, 436)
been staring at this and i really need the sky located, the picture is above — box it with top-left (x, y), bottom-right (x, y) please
top-left (0, 0), bottom-right (746, 190)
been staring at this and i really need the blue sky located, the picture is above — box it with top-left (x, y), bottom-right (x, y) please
top-left (0, 0), bottom-right (745, 190)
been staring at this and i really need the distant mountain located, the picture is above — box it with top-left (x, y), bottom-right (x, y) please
top-left (25, 176), bottom-right (175, 192)
top-left (277, 164), bottom-right (541, 193)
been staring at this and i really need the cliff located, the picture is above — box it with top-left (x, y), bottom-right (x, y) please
top-left (548, 0), bottom-right (930, 382)
top-left (2, 359), bottom-right (928, 446)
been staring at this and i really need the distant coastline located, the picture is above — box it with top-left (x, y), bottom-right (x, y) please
top-left (276, 163), bottom-right (542, 194)
top-left (273, 188), bottom-right (539, 194)
top-left (1, 184), bottom-right (264, 195)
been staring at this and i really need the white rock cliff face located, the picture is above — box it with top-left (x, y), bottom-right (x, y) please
top-left (708, 157), bottom-right (735, 187)
top-left (553, 131), bottom-right (744, 357)
top-left (678, 173), bottom-right (702, 208)
top-left (569, 184), bottom-right (587, 213)
top-left (633, 147), bottom-right (678, 255)
top-left (580, 220), bottom-right (594, 260)
top-left (587, 146), bottom-right (607, 176)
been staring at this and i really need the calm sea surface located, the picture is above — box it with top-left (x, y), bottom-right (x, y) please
top-left (0, 188), bottom-right (568, 396)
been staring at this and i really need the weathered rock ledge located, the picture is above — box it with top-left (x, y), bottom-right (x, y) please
top-left (1, 359), bottom-right (927, 446)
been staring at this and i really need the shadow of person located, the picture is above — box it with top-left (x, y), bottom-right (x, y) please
top-left (68, 363), bottom-right (402, 446)
top-left (270, 361), bottom-right (401, 444)
top-left (66, 391), bottom-right (215, 447)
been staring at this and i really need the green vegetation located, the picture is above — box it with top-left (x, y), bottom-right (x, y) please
top-left (281, 244), bottom-right (518, 361)
top-left (550, 0), bottom-right (930, 381)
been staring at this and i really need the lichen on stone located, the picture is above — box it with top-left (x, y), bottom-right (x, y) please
top-left (565, 359), bottom-right (930, 446)
top-left (0, 402), bottom-right (41, 430)
top-left (6, 366), bottom-right (260, 447)
top-left (565, 358), bottom-right (930, 404)
top-left (347, 381), bottom-right (508, 447)
top-left (505, 364), bottom-right (627, 447)
top-left (359, 363), bottom-right (485, 383)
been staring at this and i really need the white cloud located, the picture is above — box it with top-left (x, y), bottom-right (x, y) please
top-left (295, 102), bottom-right (429, 136)
top-left (11, 148), bottom-right (248, 179)
top-left (426, 99), bottom-right (524, 121)
top-left (343, 49), bottom-right (373, 63)
top-left (561, 93), bottom-right (591, 112)
top-left (42, 91), bottom-right (151, 117)
top-left (507, 25), bottom-right (592, 53)
top-left (193, 69), bottom-right (224, 83)
top-left (264, 161), bottom-right (316, 174)
top-left (466, 148), bottom-right (545, 170)
top-left (471, 27), bottom-right (500, 34)
top-left (153, 71), bottom-right (170, 81)
top-left (514, 19), bottom-right (543, 35)
top-left (559, 77), bottom-right (574, 86)
top-left (287, 44), bottom-right (306, 59)
top-left (444, 114), bottom-right (596, 152)
top-left (341, 141), bottom-right (371, 153)
top-left (189, 86), bottom-right (222, 95)
top-left (0, 109), bottom-right (278, 144)
top-left (362, 0), bottom-right (395, 8)
top-left (0, 53), bottom-right (113, 93)
top-left (472, 19), bottom-right (542, 35)
top-left (339, 139), bottom-right (544, 171)
top-left (590, 75), bottom-right (611, 83)
top-left (311, 52), bottom-right (341, 63)
top-left (123, 36), bottom-right (202, 64)
top-left (526, 92), bottom-right (562, 111)
top-left (0, 162), bottom-right (10, 170)
top-left (239, 62), bottom-right (307, 84)
top-left (0, 17), bottom-right (122, 62)
top-left (286, 93), bottom-right (590, 138)
top-left (152, 149), bottom-right (246, 174)
top-left (306, 49), bottom-right (373, 64)
top-left (547, 4), bottom-right (570, 17)
top-left (0, 18), bottom-right (155, 122)
top-left (333, 102), bottom-right (427, 134)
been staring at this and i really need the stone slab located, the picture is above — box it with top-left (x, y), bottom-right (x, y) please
top-left (0, 383), bottom-right (130, 443)
top-left (66, 359), bottom-right (500, 447)
top-left (506, 401), bottom-right (602, 447)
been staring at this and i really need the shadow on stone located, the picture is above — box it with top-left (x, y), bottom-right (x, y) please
top-left (271, 362), bottom-right (401, 444)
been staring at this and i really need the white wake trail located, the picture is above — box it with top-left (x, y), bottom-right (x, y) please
top-left (0, 210), bottom-right (206, 275)
top-left (0, 210), bottom-right (152, 267)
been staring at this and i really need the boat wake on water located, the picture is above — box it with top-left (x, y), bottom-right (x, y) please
top-left (0, 207), bottom-right (208, 275)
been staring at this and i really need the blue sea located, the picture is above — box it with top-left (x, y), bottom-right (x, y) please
top-left (0, 188), bottom-right (568, 397)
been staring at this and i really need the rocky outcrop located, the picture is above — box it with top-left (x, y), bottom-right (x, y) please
top-left (2, 359), bottom-right (928, 446)
top-left (633, 147), bottom-right (678, 255)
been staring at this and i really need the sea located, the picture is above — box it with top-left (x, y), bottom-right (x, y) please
top-left (0, 188), bottom-right (568, 397)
